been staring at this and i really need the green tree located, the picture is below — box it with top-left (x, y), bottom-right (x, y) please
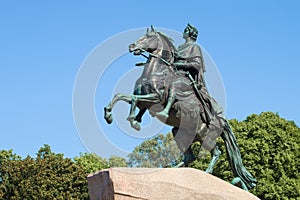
top-left (74, 152), bottom-right (109, 175)
top-left (74, 153), bottom-right (127, 175)
top-left (191, 112), bottom-right (300, 199)
top-left (0, 150), bottom-right (21, 163)
top-left (109, 155), bottom-right (127, 167)
top-left (128, 132), bottom-right (181, 167)
top-left (0, 145), bottom-right (89, 200)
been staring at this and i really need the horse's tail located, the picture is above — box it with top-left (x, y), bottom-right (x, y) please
top-left (221, 120), bottom-right (257, 190)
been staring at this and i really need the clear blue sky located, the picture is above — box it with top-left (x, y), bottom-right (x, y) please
top-left (1, 1), bottom-right (299, 158)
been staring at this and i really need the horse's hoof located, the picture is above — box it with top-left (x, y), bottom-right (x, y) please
top-left (105, 113), bottom-right (113, 124)
top-left (132, 122), bottom-right (141, 131)
top-left (131, 121), bottom-right (141, 131)
top-left (127, 117), bottom-right (141, 131)
top-left (104, 107), bottom-right (113, 124)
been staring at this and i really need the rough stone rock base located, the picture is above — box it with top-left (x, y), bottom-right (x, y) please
top-left (87, 167), bottom-right (259, 200)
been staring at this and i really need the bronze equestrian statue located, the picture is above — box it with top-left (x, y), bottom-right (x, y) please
top-left (104, 24), bottom-right (257, 191)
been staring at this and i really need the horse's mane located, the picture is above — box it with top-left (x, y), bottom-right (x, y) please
top-left (156, 31), bottom-right (176, 53)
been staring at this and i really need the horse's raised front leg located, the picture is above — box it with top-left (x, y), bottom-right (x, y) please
top-left (127, 93), bottom-right (160, 131)
top-left (134, 108), bottom-right (147, 123)
top-left (104, 93), bottom-right (132, 124)
top-left (205, 144), bottom-right (221, 174)
top-left (127, 95), bottom-right (142, 131)
top-left (127, 84), bottom-right (147, 129)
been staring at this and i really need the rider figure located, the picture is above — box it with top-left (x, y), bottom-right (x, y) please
top-left (156, 23), bottom-right (210, 127)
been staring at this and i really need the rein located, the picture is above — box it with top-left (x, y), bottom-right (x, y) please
top-left (139, 48), bottom-right (172, 66)
top-left (138, 48), bottom-right (179, 74)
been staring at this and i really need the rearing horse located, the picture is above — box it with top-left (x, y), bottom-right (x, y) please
top-left (104, 26), bottom-right (257, 190)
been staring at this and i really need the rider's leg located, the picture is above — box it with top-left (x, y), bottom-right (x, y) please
top-left (156, 88), bottom-right (176, 120)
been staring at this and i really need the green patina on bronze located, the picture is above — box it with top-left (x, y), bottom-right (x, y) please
top-left (104, 24), bottom-right (257, 190)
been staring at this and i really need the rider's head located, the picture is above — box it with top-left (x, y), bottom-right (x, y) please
top-left (183, 23), bottom-right (198, 41)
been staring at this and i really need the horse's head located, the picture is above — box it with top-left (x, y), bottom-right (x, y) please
top-left (129, 26), bottom-right (160, 55)
top-left (129, 26), bottom-right (176, 60)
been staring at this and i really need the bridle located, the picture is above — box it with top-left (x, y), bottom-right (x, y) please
top-left (139, 47), bottom-right (172, 67)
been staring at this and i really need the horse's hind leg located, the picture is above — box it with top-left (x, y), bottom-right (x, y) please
top-left (104, 93), bottom-right (131, 124)
top-left (205, 144), bottom-right (221, 174)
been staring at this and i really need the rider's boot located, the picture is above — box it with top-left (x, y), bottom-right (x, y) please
top-left (156, 90), bottom-right (176, 121)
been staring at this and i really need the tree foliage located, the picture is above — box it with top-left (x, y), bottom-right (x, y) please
top-left (73, 153), bottom-right (127, 175)
top-left (0, 145), bottom-right (89, 200)
top-left (108, 155), bottom-right (127, 168)
top-left (73, 153), bottom-right (109, 175)
top-left (128, 132), bottom-right (181, 168)
top-left (0, 150), bottom-right (21, 163)
top-left (190, 112), bottom-right (300, 199)
top-left (0, 146), bottom-right (127, 199)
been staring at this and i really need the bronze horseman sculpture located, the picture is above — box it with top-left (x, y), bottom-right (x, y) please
top-left (104, 24), bottom-right (257, 190)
